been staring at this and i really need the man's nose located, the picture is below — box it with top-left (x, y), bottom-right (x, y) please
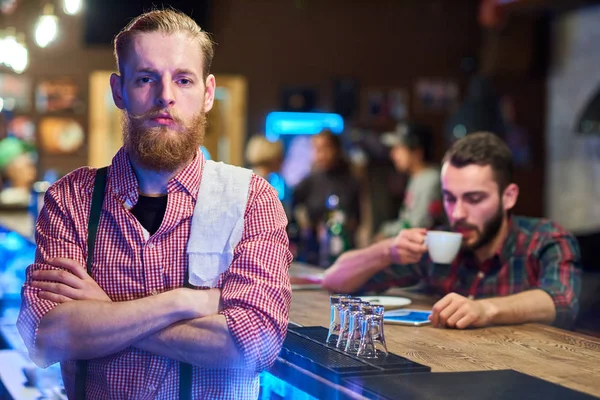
top-left (452, 201), bottom-right (467, 221)
top-left (156, 80), bottom-right (175, 107)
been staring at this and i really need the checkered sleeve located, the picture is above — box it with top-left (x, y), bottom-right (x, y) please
top-left (536, 230), bottom-right (582, 329)
top-left (358, 261), bottom-right (423, 294)
top-left (16, 169), bottom-right (91, 367)
top-left (220, 175), bottom-right (292, 372)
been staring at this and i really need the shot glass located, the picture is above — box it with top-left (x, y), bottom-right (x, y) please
top-left (337, 301), bottom-right (365, 350)
top-left (331, 297), bottom-right (361, 347)
top-left (344, 302), bottom-right (371, 354)
top-left (357, 305), bottom-right (388, 358)
top-left (326, 294), bottom-right (351, 345)
top-left (371, 305), bottom-right (388, 356)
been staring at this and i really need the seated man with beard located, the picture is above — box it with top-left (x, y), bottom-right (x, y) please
top-left (17, 9), bottom-right (291, 400)
top-left (322, 132), bottom-right (581, 330)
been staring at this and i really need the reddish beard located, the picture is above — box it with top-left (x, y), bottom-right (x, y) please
top-left (122, 108), bottom-right (207, 172)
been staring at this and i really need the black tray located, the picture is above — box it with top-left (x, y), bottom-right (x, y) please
top-left (343, 370), bottom-right (598, 400)
top-left (281, 326), bottom-right (430, 383)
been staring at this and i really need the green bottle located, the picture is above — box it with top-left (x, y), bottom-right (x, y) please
top-left (398, 206), bottom-right (411, 231)
top-left (325, 195), bottom-right (350, 264)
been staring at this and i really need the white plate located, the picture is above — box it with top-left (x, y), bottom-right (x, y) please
top-left (358, 296), bottom-right (412, 309)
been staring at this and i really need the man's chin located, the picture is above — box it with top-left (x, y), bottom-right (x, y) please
top-left (144, 125), bottom-right (181, 137)
top-left (137, 157), bottom-right (187, 173)
top-left (459, 235), bottom-right (480, 251)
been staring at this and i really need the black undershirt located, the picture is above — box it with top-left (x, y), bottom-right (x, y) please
top-left (130, 195), bottom-right (168, 235)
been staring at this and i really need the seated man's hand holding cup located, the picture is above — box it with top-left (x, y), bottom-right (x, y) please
top-left (389, 229), bottom-right (463, 265)
top-left (389, 228), bottom-right (428, 264)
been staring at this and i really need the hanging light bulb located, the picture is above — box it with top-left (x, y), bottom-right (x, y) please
top-left (0, 28), bottom-right (28, 73)
top-left (1, 28), bottom-right (20, 73)
top-left (12, 33), bottom-right (28, 73)
top-left (4, 35), bottom-right (20, 70)
top-left (0, 31), bottom-right (7, 68)
top-left (35, 4), bottom-right (59, 48)
top-left (63, 0), bottom-right (82, 15)
top-left (0, 28), bottom-right (14, 68)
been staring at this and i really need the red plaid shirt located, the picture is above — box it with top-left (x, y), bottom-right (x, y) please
top-left (365, 216), bottom-right (581, 329)
top-left (17, 148), bottom-right (292, 399)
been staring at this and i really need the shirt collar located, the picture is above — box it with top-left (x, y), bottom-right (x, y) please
top-left (108, 147), bottom-right (204, 207)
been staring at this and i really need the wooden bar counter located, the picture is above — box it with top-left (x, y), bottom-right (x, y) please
top-left (285, 263), bottom-right (600, 398)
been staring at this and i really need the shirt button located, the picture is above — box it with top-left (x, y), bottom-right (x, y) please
top-left (477, 271), bottom-right (485, 279)
top-left (148, 243), bottom-right (155, 249)
top-left (151, 290), bottom-right (158, 296)
top-left (468, 294), bottom-right (475, 300)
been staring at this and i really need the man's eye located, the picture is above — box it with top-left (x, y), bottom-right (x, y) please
top-left (465, 197), bottom-right (484, 204)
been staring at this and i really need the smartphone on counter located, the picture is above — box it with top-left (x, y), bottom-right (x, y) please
top-left (383, 309), bottom-right (432, 326)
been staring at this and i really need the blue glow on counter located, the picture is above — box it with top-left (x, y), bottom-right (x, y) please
top-left (259, 371), bottom-right (317, 399)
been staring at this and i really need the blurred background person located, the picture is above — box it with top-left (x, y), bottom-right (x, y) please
top-left (245, 134), bottom-right (284, 180)
top-left (245, 134), bottom-right (290, 215)
top-left (0, 137), bottom-right (37, 207)
top-left (292, 129), bottom-right (361, 264)
top-left (375, 122), bottom-right (444, 241)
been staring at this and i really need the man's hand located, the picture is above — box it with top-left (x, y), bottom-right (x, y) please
top-left (429, 292), bottom-right (498, 329)
top-left (31, 257), bottom-right (112, 303)
top-left (390, 228), bottom-right (428, 264)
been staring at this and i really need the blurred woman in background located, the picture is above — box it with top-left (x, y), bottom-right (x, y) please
top-left (293, 130), bottom-right (361, 254)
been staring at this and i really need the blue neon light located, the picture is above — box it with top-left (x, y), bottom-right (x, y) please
top-left (267, 172), bottom-right (285, 201)
top-left (200, 146), bottom-right (212, 160)
top-left (259, 371), bottom-right (317, 399)
top-left (0, 226), bottom-right (36, 299)
top-left (265, 112), bottom-right (344, 142)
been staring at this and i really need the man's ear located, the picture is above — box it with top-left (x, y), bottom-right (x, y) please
top-left (203, 74), bottom-right (216, 113)
top-left (502, 183), bottom-right (519, 211)
top-left (110, 73), bottom-right (126, 110)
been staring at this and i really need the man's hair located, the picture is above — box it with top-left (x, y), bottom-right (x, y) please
top-left (246, 135), bottom-right (283, 167)
top-left (113, 9), bottom-right (215, 79)
top-left (314, 129), bottom-right (343, 153)
top-left (443, 131), bottom-right (513, 191)
top-left (403, 123), bottom-right (434, 163)
top-left (381, 122), bottom-right (435, 163)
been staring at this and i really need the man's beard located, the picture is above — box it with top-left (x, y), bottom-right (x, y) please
top-left (452, 203), bottom-right (505, 251)
top-left (122, 108), bottom-right (207, 172)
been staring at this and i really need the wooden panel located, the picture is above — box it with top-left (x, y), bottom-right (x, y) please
top-left (206, 75), bottom-right (247, 166)
top-left (88, 71), bottom-right (122, 168)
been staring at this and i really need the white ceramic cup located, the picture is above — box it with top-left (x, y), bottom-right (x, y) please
top-left (425, 231), bottom-right (463, 264)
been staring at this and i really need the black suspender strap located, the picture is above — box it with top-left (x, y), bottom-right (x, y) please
top-left (179, 355), bottom-right (193, 399)
top-left (86, 167), bottom-right (108, 276)
top-left (75, 166), bottom-right (108, 400)
top-left (179, 279), bottom-right (194, 399)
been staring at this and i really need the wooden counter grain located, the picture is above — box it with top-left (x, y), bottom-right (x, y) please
top-left (288, 264), bottom-right (600, 398)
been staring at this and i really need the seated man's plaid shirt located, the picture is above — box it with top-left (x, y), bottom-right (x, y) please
top-left (17, 149), bottom-right (292, 399)
top-left (365, 216), bottom-right (581, 329)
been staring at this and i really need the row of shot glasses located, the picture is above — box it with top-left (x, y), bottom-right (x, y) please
top-left (326, 294), bottom-right (388, 358)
